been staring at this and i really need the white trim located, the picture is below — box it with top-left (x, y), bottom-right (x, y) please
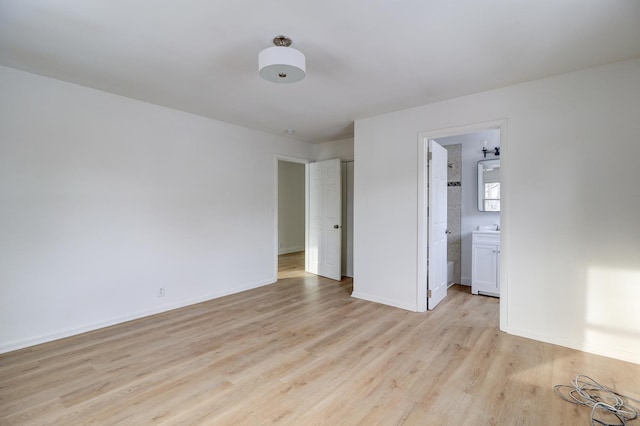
top-left (505, 326), bottom-right (640, 366)
top-left (276, 154), bottom-right (310, 164)
top-left (351, 292), bottom-right (418, 312)
top-left (418, 120), bottom-right (506, 140)
top-left (417, 138), bottom-right (428, 312)
top-left (274, 155), bottom-right (310, 278)
top-left (278, 245), bottom-right (305, 255)
top-left (417, 120), bottom-right (508, 327)
top-left (0, 277), bottom-right (276, 355)
top-left (305, 163), bottom-right (310, 273)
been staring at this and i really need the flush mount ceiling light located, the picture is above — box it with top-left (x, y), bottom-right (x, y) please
top-left (259, 35), bottom-right (306, 84)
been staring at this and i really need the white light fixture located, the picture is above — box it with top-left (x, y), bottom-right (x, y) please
top-left (259, 35), bottom-right (305, 84)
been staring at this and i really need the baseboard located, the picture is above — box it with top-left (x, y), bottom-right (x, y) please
top-left (278, 245), bottom-right (304, 255)
top-left (351, 291), bottom-right (418, 312)
top-left (460, 276), bottom-right (472, 286)
top-left (0, 276), bottom-right (277, 355)
top-left (504, 326), bottom-right (640, 366)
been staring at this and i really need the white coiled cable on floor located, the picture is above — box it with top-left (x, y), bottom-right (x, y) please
top-left (554, 374), bottom-right (639, 426)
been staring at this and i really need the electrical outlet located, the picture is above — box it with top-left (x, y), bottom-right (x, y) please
top-left (158, 286), bottom-right (165, 297)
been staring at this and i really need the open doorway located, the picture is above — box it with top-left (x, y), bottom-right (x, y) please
top-left (275, 157), bottom-right (354, 280)
top-left (278, 160), bottom-right (306, 256)
top-left (433, 129), bottom-right (501, 290)
top-left (341, 161), bottom-right (354, 279)
top-left (277, 158), bottom-right (307, 277)
top-left (417, 120), bottom-right (507, 321)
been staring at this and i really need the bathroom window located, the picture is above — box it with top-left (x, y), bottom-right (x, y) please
top-left (483, 182), bottom-right (500, 212)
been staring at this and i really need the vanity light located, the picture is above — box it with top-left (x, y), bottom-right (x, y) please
top-left (481, 145), bottom-right (500, 158)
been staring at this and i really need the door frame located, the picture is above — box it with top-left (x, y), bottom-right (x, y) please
top-left (417, 120), bottom-right (508, 329)
top-left (274, 155), bottom-right (309, 278)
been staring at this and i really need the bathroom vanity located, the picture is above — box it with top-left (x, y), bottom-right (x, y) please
top-left (471, 230), bottom-right (500, 297)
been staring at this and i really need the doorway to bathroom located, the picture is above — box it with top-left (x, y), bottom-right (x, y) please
top-left (417, 120), bottom-right (506, 318)
top-left (433, 129), bottom-right (501, 289)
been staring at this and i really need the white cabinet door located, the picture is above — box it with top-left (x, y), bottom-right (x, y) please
top-left (471, 232), bottom-right (500, 296)
top-left (472, 244), bottom-right (498, 294)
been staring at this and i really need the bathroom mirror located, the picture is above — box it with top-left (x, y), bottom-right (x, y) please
top-left (477, 159), bottom-right (500, 212)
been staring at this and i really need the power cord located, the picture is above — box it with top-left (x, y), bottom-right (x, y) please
top-left (554, 374), bottom-right (639, 426)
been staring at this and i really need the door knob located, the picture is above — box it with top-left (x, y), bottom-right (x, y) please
top-left (334, 224), bottom-right (341, 229)
top-left (445, 229), bottom-right (452, 235)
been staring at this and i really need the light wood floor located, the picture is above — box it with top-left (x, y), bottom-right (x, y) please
top-left (1, 251), bottom-right (639, 425)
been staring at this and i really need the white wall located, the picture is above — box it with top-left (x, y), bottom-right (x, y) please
top-left (354, 58), bottom-right (640, 364)
top-left (313, 138), bottom-right (354, 161)
top-left (436, 130), bottom-right (501, 285)
top-left (0, 66), bottom-right (314, 353)
top-left (278, 161), bottom-right (305, 254)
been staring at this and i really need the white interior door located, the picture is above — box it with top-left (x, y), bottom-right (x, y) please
top-left (428, 140), bottom-right (448, 309)
top-left (307, 159), bottom-right (342, 281)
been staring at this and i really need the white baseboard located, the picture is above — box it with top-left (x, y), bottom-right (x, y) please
top-left (278, 245), bottom-right (304, 255)
top-left (351, 291), bottom-right (418, 312)
top-left (504, 326), bottom-right (640, 366)
top-left (0, 276), bottom-right (277, 355)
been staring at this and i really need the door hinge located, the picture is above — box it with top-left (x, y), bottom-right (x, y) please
top-left (427, 289), bottom-right (432, 298)
top-left (428, 152), bottom-right (432, 161)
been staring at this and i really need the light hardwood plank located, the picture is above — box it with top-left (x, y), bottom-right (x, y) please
top-left (1, 251), bottom-right (639, 425)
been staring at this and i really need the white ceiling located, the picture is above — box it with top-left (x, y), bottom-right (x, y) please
top-left (1, 0), bottom-right (639, 143)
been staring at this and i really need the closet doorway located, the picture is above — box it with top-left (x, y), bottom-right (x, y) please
top-left (276, 157), bottom-right (354, 280)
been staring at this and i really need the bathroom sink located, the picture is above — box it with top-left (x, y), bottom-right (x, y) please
top-left (476, 225), bottom-right (500, 233)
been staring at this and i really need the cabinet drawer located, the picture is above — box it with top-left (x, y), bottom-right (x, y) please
top-left (472, 232), bottom-right (500, 245)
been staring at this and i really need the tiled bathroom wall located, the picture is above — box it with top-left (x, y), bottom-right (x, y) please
top-left (445, 144), bottom-right (462, 284)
